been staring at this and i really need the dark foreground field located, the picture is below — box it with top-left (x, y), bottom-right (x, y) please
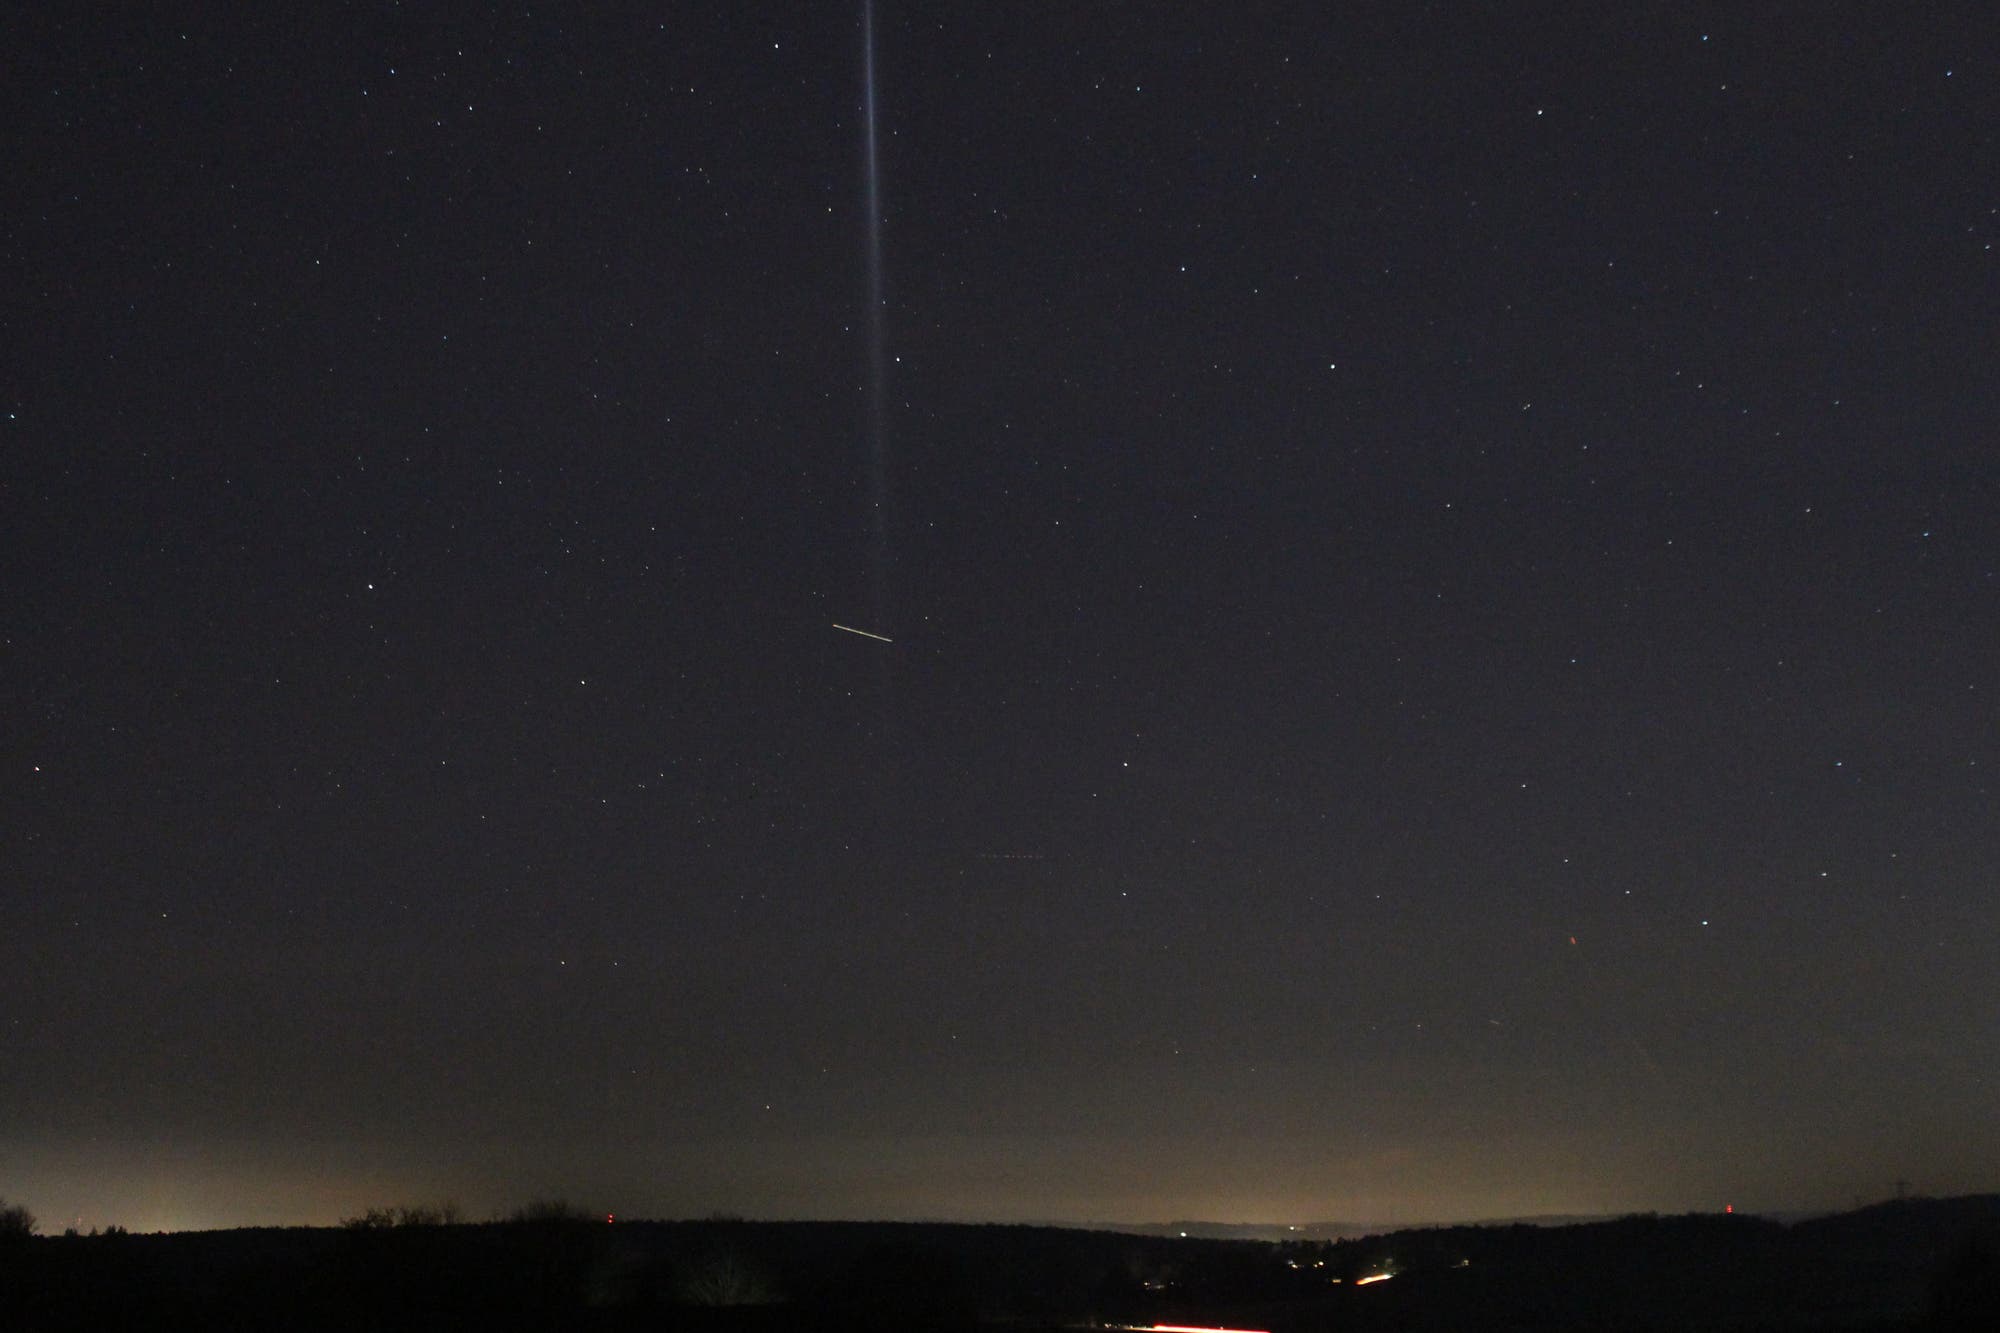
top-left (2, 1195), bottom-right (1995, 1331)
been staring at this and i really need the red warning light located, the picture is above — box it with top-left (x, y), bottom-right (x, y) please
top-left (1724, 1204), bottom-right (1733, 1214)
top-left (606, 1213), bottom-right (616, 1225)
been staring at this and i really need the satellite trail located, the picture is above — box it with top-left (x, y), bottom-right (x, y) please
top-left (832, 623), bottom-right (893, 644)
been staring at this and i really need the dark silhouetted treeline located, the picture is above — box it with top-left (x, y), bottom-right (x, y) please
top-left (0, 1195), bottom-right (1995, 1331)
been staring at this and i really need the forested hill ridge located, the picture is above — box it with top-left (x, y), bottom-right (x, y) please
top-left (0, 1193), bottom-right (1993, 1331)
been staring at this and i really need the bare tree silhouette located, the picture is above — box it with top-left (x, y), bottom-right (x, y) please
top-left (341, 1202), bottom-right (464, 1229)
top-left (676, 1244), bottom-right (779, 1306)
top-left (0, 1199), bottom-right (34, 1240)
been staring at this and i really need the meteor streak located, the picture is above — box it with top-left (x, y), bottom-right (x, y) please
top-left (832, 623), bottom-right (893, 643)
top-left (861, 0), bottom-right (889, 629)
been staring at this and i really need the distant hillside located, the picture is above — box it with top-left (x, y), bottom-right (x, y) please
top-left (1, 1194), bottom-right (1993, 1331)
top-left (1095, 1199), bottom-right (1986, 1244)
top-left (1093, 1219), bottom-right (1383, 1242)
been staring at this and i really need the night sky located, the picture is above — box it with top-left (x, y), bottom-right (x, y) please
top-left (6, 2), bottom-right (1998, 1233)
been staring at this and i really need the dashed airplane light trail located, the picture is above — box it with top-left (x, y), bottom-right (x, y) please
top-left (832, 623), bottom-right (893, 643)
